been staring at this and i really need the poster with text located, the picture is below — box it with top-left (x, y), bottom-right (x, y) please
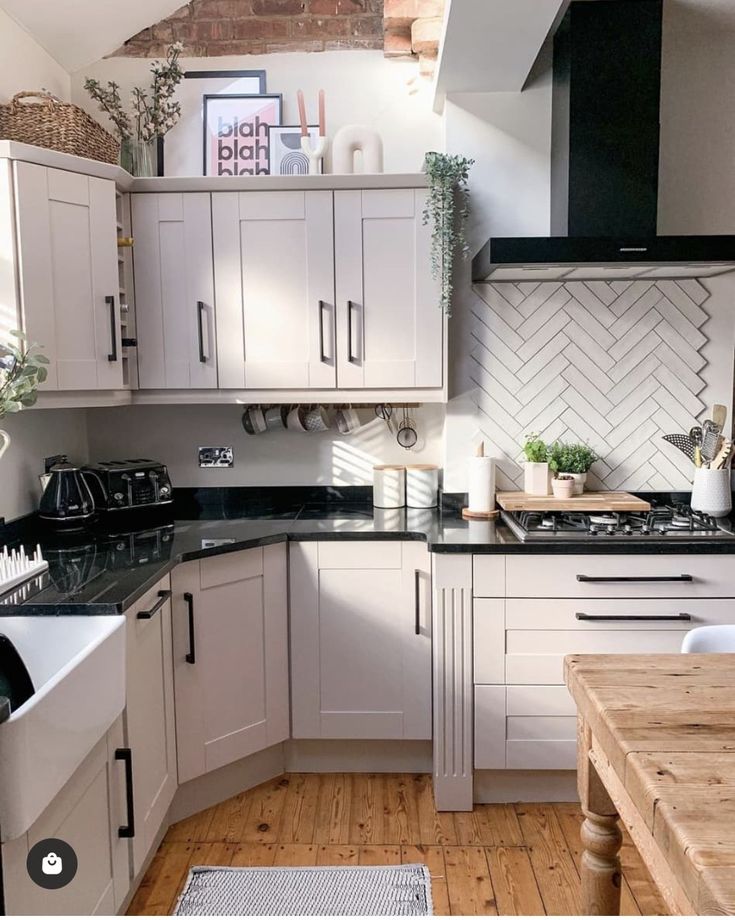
top-left (203, 94), bottom-right (282, 176)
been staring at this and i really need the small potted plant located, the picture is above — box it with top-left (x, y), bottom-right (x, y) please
top-left (552, 474), bottom-right (575, 499)
top-left (548, 441), bottom-right (599, 494)
top-left (522, 433), bottom-right (550, 496)
top-left (0, 331), bottom-right (49, 462)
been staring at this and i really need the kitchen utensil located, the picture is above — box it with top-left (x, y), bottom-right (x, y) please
top-left (373, 465), bottom-right (405, 508)
top-left (242, 406), bottom-right (266, 435)
top-left (375, 403), bottom-right (395, 434)
top-left (303, 405), bottom-right (329, 432)
top-left (712, 439), bottom-right (733, 470)
top-left (264, 406), bottom-right (286, 431)
top-left (396, 407), bottom-right (418, 450)
top-left (691, 467), bottom-right (732, 518)
top-left (702, 419), bottom-right (722, 465)
top-left (662, 433), bottom-right (695, 461)
top-left (405, 465), bottom-right (439, 509)
top-left (711, 404), bottom-right (728, 432)
top-left (286, 406), bottom-right (307, 432)
top-left (689, 426), bottom-right (702, 447)
top-left (335, 405), bottom-right (362, 435)
top-left (38, 461), bottom-right (97, 530)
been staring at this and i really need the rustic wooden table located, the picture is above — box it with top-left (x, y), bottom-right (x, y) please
top-left (565, 653), bottom-right (735, 916)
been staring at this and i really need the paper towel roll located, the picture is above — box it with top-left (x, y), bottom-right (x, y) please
top-left (373, 465), bottom-right (405, 508)
top-left (467, 456), bottom-right (496, 514)
top-left (406, 465), bottom-right (439, 508)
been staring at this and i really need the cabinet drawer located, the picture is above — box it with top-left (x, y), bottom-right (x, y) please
top-left (473, 556), bottom-right (505, 597)
top-left (317, 541), bottom-right (402, 569)
top-left (506, 685), bottom-right (576, 717)
top-left (474, 685), bottom-right (506, 769)
top-left (506, 739), bottom-right (576, 770)
top-left (505, 554), bottom-right (735, 598)
top-left (506, 597), bottom-right (735, 629)
top-left (506, 628), bottom-right (686, 684)
top-left (200, 547), bottom-right (263, 588)
top-left (473, 598), bottom-right (504, 683)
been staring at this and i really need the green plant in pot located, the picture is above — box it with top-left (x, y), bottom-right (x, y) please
top-left (0, 331), bottom-right (49, 462)
top-left (548, 441), bottom-right (599, 494)
top-left (521, 433), bottom-right (550, 496)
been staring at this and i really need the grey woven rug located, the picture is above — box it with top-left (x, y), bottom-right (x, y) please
top-left (174, 863), bottom-right (433, 916)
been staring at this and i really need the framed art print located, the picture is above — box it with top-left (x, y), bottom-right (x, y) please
top-left (184, 69), bottom-right (266, 94)
top-left (269, 125), bottom-right (323, 175)
top-left (203, 94), bottom-right (282, 176)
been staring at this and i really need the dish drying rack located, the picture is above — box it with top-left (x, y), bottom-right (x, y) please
top-left (0, 545), bottom-right (48, 595)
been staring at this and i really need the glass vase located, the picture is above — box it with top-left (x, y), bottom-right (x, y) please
top-left (120, 138), bottom-right (157, 177)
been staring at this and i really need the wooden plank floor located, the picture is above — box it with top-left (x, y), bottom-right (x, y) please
top-left (127, 773), bottom-right (667, 916)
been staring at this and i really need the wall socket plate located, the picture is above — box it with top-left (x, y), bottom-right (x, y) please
top-left (199, 446), bottom-right (234, 468)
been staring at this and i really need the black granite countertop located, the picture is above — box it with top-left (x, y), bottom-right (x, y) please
top-left (2, 487), bottom-right (735, 615)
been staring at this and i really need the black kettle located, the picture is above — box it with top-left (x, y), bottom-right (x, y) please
top-left (39, 462), bottom-right (96, 530)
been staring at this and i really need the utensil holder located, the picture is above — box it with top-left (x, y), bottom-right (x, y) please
top-left (691, 468), bottom-right (732, 518)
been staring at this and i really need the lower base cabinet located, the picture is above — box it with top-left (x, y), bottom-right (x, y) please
top-left (171, 544), bottom-right (290, 784)
top-left (290, 541), bottom-right (432, 739)
top-left (1, 717), bottom-right (129, 916)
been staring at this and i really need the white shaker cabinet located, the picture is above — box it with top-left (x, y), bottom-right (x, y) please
top-left (124, 576), bottom-right (177, 875)
top-left (290, 541), bottom-right (432, 739)
top-left (131, 193), bottom-right (217, 388)
top-left (12, 162), bottom-right (123, 390)
top-left (212, 190), bottom-right (336, 389)
top-left (171, 544), bottom-right (290, 784)
top-left (334, 189), bottom-right (443, 389)
top-left (1, 717), bottom-right (130, 916)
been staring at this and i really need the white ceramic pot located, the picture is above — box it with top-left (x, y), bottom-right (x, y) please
top-left (524, 462), bottom-right (550, 496)
top-left (373, 465), bottom-right (405, 509)
top-left (568, 472), bottom-right (587, 495)
top-left (691, 468), bottom-right (732, 518)
top-left (552, 477), bottom-right (575, 499)
top-left (405, 465), bottom-right (439, 509)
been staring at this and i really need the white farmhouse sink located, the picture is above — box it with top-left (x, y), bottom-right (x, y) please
top-left (0, 616), bottom-right (125, 841)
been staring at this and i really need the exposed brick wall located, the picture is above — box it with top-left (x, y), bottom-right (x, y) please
top-left (116, 0), bottom-right (385, 57)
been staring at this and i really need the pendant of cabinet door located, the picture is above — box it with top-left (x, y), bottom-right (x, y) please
top-left (289, 541), bottom-right (432, 740)
top-left (13, 163), bottom-right (123, 390)
top-left (132, 192), bottom-right (217, 388)
top-left (171, 545), bottom-right (289, 783)
top-left (124, 576), bottom-right (177, 876)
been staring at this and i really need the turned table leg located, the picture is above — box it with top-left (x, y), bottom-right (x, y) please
top-left (578, 716), bottom-right (623, 915)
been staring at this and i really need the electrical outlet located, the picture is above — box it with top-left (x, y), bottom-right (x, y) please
top-left (199, 446), bottom-right (234, 468)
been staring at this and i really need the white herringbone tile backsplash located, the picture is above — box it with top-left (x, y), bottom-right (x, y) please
top-left (470, 278), bottom-right (712, 492)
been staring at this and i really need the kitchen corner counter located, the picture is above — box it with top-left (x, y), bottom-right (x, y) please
top-left (3, 500), bottom-right (735, 616)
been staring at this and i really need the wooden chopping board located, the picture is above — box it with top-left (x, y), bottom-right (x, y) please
top-left (495, 491), bottom-right (651, 512)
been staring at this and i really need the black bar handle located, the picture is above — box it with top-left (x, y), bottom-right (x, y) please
top-left (115, 748), bottom-right (135, 838)
top-left (347, 300), bottom-right (358, 364)
top-left (184, 591), bottom-right (196, 663)
top-left (137, 589), bottom-right (172, 620)
top-left (197, 301), bottom-right (207, 363)
top-left (576, 574), bottom-right (693, 583)
top-left (576, 612), bottom-right (693, 622)
top-left (414, 570), bottom-right (421, 635)
top-left (318, 300), bottom-right (326, 363)
top-left (106, 295), bottom-right (118, 362)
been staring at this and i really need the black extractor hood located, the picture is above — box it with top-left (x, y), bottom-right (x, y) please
top-left (473, 0), bottom-right (735, 282)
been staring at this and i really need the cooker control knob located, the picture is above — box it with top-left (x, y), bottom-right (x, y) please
top-left (114, 492), bottom-right (124, 501)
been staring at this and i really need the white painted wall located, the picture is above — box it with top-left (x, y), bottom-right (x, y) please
top-left (0, 409), bottom-right (88, 521)
top-left (0, 8), bottom-right (71, 103)
top-left (85, 404), bottom-right (445, 488)
top-left (71, 52), bottom-right (442, 175)
top-left (442, 50), bottom-right (553, 491)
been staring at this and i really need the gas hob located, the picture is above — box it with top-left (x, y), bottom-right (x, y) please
top-left (501, 502), bottom-right (735, 542)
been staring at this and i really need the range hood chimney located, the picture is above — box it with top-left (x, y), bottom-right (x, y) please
top-left (473, 0), bottom-right (735, 283)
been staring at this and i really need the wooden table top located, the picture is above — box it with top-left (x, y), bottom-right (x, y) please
top-left (565, 653), bottom-right (735, 916)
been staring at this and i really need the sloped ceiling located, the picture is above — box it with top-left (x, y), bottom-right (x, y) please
top-left (0, 0), bottom-right (187, 72)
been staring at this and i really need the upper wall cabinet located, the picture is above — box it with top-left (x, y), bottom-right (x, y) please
top-left (335, 189), bottom-right (443, 389)
top-left (12, 163), bottom-right (123, 390)
top-left (212, 190), bottom-right (336, 389)
top-left (132, 193), bottom-right (217, 389)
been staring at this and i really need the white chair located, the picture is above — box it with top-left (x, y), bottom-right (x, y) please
top-left (681, 625), bottom-right (735, 653)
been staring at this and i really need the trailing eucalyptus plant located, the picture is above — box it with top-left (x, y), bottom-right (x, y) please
top-left (0, 331), bottom-right (49, 417)
top-left (422, 152), bottom-right (474, 315)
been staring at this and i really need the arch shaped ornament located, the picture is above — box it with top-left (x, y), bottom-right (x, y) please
top-left (332, 125), bottom-right (384, 174)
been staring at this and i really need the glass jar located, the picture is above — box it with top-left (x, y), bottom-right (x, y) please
top-left (120, 138), bottom-right (157, 177)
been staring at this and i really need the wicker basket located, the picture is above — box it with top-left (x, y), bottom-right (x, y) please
top-left (0, 91), bottom-right (119, 165)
